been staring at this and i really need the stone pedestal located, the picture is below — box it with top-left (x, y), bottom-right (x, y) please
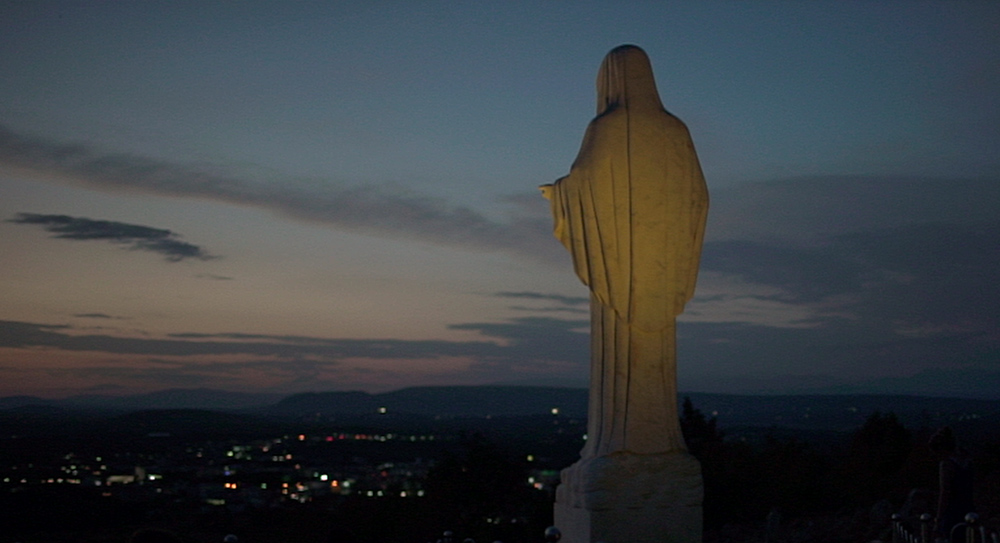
top-left (554, 451), bottom-right (703, 543)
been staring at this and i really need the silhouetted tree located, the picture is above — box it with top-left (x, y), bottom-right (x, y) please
top-left (680, 396), bottom-right (722, 456)
top-left (423, 433), bottom-right (549, 543)
top-left (840, 411), bottom-right (913, 504)
top-left (681, 398), bottom-right (837, 528)
top-left (753, 434), bottom-right (834, 515)
top-left (680, 397), bottom-right (751, 528)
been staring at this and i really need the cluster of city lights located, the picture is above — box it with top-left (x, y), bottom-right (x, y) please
top-left (294, 433), bottom-right (436, 442)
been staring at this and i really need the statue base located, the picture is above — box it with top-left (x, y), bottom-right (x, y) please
top-left (553, 451), bottom-right (703, 543)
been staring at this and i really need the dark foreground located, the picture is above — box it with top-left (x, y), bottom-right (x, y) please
top-left (2, 392), bottom-right (999, 543)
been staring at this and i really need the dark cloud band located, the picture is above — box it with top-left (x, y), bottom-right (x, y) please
top-left (8, 212), bottom-right (213, 262)
top-left (0, 318), bottom-right (584, 363)
top-left (0, 123), bottom-right (557, 263)
top-left (494, 291), bottom-right (589, 306)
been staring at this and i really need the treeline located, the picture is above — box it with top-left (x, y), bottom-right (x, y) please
top-left (349, 401), bottom-right (1000, 543)
top-left (681, 397), bottom-right (1000, 538)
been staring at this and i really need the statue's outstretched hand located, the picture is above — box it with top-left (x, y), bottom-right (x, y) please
top-left (539, 184), bottom-right (554, 201)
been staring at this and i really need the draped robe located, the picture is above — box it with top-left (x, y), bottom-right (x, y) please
top-left (543, 45), bottom-right (708, 456)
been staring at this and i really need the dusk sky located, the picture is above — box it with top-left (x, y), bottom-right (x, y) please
top-left (2, 2), bottom-right (998, 399)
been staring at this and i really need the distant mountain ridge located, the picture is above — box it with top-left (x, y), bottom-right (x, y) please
top-left (0, 386), bottom-right (587, 415)
top-left (2, 387), bottom-right (999, 433)
top-left (269, 386), bottom-right (589, 417)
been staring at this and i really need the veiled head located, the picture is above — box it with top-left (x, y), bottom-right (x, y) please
top-left (596, 45), bottom-right (663, 114)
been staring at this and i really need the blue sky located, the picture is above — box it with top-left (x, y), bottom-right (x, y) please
top-left (1, 1), bottom-right (998, 398)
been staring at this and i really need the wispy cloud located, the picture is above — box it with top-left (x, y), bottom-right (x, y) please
top-left (507, 305), bottom-right (589, 315)
top-left (494, 291), bottom-right (589, 306)
top-left (0, 124), bottom-right (558, 262)
top-left (195, 273), bottom-right (234, 281)
top-left (706, 176), bottom-right (1000, 242)
top-left (0, 317), bottom-right (590, 393)
top-left (8, 212), bottom-right (214, 262)
top-left (450, 316), bottom-right (589, 366)
top-left (698, 221), bottom-right (1000, 333)
top-left (493, 291), bottom-right (589, 314)
top-left (73, 313), bottom-right (128, 320)
top-left (0, 319), bottom-right (586, 367)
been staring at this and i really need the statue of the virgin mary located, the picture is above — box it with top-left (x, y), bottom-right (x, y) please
top-left (542, 43), bottom-right (709, 457)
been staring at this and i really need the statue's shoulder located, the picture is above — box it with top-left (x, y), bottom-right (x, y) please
top-left (658, 109), bottom-right (693, 132)
top-left (580, 108), bottom-right (629, 146)
top-left (593, 104), bottom-right (627, 124)
top-left (595, 106), bottom-right (688, 133)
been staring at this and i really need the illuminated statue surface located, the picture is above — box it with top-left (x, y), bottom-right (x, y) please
top-left (542, 45), bottom-right (708, 543)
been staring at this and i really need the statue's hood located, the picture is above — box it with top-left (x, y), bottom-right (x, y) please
top-left (596, 45), bottom-right (664, 114)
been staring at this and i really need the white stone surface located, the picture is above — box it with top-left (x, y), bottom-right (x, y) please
top-left (542, 44), bottom-right (709, 543)
top-left (555, 452), bottom-right (703, 543)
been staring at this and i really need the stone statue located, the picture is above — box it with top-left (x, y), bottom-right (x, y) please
top-left (541, 44), bottom-right (708, 543)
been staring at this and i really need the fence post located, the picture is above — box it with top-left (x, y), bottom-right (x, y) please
top-left (920, 513), bottom-right (932, 543)
top-left (964, 513), bottom-right (979, 543)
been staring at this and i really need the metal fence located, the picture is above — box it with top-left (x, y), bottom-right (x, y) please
top-left (892, 513), bottom-right (999, 543)
top-left (432, 519), bottom-right (997, 543)
top-left (428, 526), bottom-right (562, 543)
